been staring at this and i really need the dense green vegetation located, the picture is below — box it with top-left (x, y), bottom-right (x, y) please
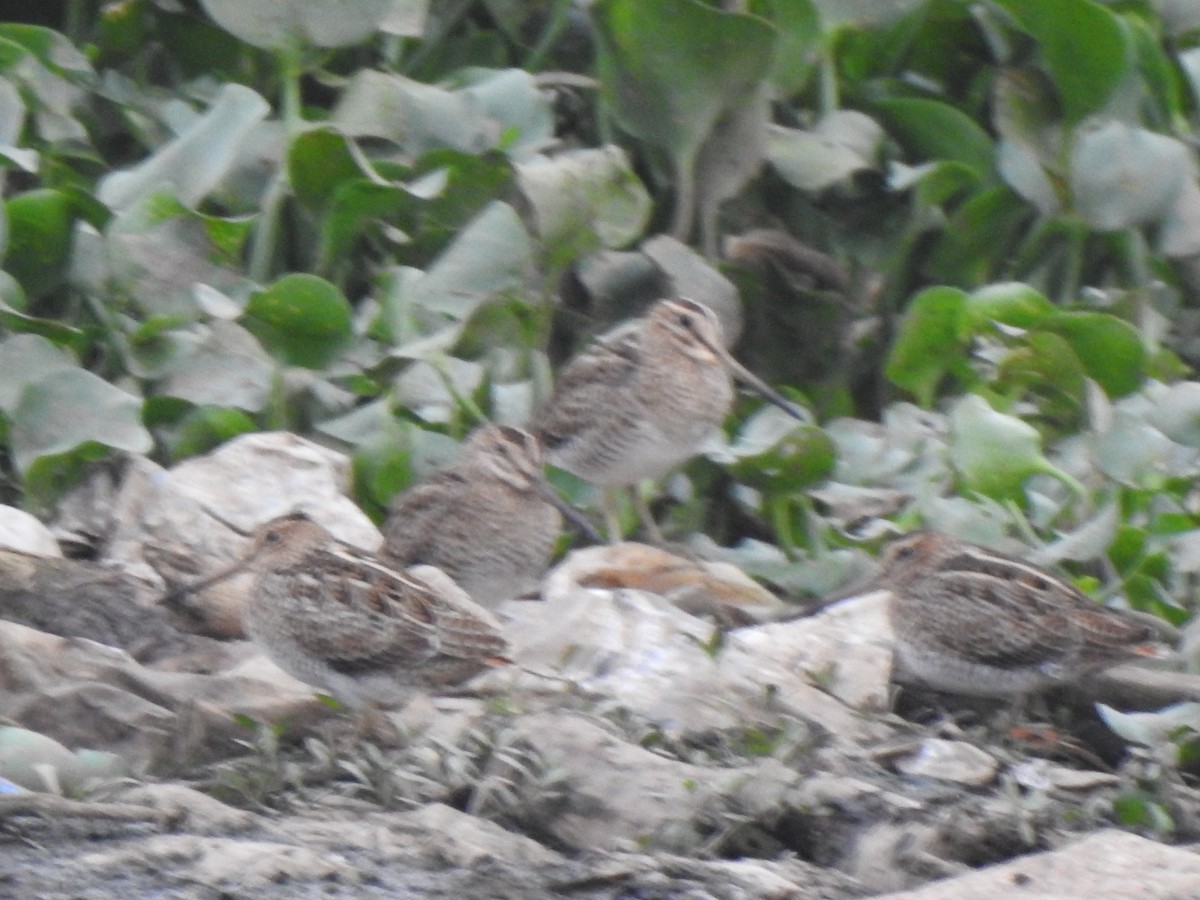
top-left (2, 0), bottom-right (1200, 635)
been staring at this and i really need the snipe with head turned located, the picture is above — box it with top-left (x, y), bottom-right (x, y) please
top-left (381, 424), bottom-right (596, 608)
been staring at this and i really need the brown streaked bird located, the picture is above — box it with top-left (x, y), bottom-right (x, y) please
top-left (172, 513), bottom-right (511, 709)
top-left (880, 531), bottom-right (1171, 700)
top-left (532, 297), bottom-right (806, 538)
top-left (382, 424), bottom-right (598, 608)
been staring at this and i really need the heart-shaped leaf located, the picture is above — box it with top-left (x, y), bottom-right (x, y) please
top-left (885, 287), bottom-right (971, 407)
top-left (243, 274), bottom-right (353, 369)
top-left (10, 368), bottom-right (151, 473)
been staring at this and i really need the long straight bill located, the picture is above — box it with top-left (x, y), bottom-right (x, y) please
top-left (706, 337), bottom-right (807, 422)
top-left (161, 555), bottom-right (252, 606)
top-left (533, 479), bottom-right (603, 543)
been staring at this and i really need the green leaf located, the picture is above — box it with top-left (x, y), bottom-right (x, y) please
top-left (3, 188), bottom-right (74, 297)
top-left (515, 146), bottom-right (651, 268)
top-left (1094, 408), bottom-right (1171, 485)
top-left (409, 201), bottom-right (534, 320)
top-left (452, 68), bottom-right (555, 158)
top-left (155, 321), bottom-right (274, 410)
top-left (166, 405), bottom-right (258, 463)
top-left (996, 330), bottom-right (1087, 419)
top-left (766, 112), bottom-right (885, 191)
top-left (897, 160), bottom-right (981, 209)
top-left (0, 333), bottom-right (77, 415)
top-left (0, 24), bottom-right (93, 78)
top-left (0, 300), bottom-right (87, 354)
top-left (1043, 311), bottom-right (1146, 397)
top-left (1145, 382), bottom-right (1200, 447)
top-left (592, 0), bottom-right (776, 228)
top-left (965, 282), bottom-right (1055, 329)
top-left (106, 191), bottom-right (254, 319)
top-left (755, 0), bottom-right (820, 96)
top-left (335, 70), bottom-right (491, 155)
top-left (1161, 179), bottom-right (1200, 258)
top-left (992, 0), bottom-right (1130, 125)
top-left (924, 187), bottom-right (1032, 287)
top-left (9, 368), bottom-right (151, 474)
top-left (874, 98), bottom-right (995, 178)
top-left (198, 0), bottom-right (393, 50)
top-left (243, 274), bottom-right (354, 369)
top-left (992, 68), bottom-right (1063, 215)
top-left (1070, 122), bottom-right (1192, 231)
top-left (996, 140), bottom-right (1059, 217)
top-left (288, 128), bottom-right (365, 211)
top-left (0, 268), bottom-right (23, 312)
top-left (949, 394), bottom-right (1082, 500)
top-left (96, 83), bottom-right (270, 212)
top-left (1127, 16), bottom-right (1185, 129)
top-left (729, 424), bottom-right (836, 493)
top-left (315, 180), bottom-right (414, 279)
top-left (0, 78), bottom-right (21, 160)
top-left (884, 286), bottom-right (971, 407)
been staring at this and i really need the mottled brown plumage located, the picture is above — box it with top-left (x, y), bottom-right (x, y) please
top-left (882, 531), bottom-right (1169, 699)
top-left (381, 424), bottom-right (588, 607)
top-left (532, 297), bottom-right (804, 536)
top-left (182, 513), bottom-right (510, 709)
top-left (535, 297), bottom-right (804, 486)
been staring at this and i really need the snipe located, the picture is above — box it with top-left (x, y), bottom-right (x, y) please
top-left (880, 531), bottom-right (1170, 700)
top-left (382, 424), bottom-right (597, 608)
top-left (532, 297), bottom-right (805, 538)
top-left (170, 512), bottom-right (511, 710)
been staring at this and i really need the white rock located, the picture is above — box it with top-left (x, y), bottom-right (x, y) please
top-left (392, 803), bottom-right (563, 869)
top-left (498, 571), bottom-right (894, 745)
top-left (878, 830), bottom-right (1200, 899)
top-left (165, 431), bottom-right (378, 547)
top-left (114, 783), bottom-right (258, 833)
top-left (1009, 759), bottom-right (1120, 792)
top-left (79, 835), bottom-right (358, 890)
top-left (891, 738), bottom-right (999, 787)
top-left (0, 619), bottom-right (332, 764)
top-left (498, 711), bottom-right (798, 853)
top-left (725, 590), bottom-right (895, 712)
top-left (0, 506), bottom-right (61, 557)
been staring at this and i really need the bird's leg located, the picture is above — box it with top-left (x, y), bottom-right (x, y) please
top-left (600, 488), bottom-right (624, 543)
top-left (632, 483), bottom-right (665, 544)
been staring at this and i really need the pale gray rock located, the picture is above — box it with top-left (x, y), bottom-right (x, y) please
top-left (0, 619), bottom-right (332, 767)
top-left (100, 434), bottom-right (379, 582)
top-left (559, 851), bottom-right (869, 899)
top-left (157, 431), bottom-right (378, 546)
top-left (878, 830), bottom-right (1200, 899)
top-left (0, 505), bottom-right (61, 556)
top-left (1009, 759), bottom-right (1120, 792)
top-left (498, 564), bottom-right (894, 747)
top-left (78, 834), bottom-right (360, 891)
top-left (890, 738), bottom-right (999, 787)
top-left (112, 783), bottom-right (258, 833)
top-left (494, 710), bottom-right (799, 853)
top-left (392, 802), bottom-right (564, 869)
top-left (726, 590), bottom-right (895, 712)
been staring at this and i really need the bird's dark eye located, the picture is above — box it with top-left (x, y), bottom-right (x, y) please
top-left (678, 313), bottom-right (693, 327)
top-left (264, 529), bottom-right (282, 544)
